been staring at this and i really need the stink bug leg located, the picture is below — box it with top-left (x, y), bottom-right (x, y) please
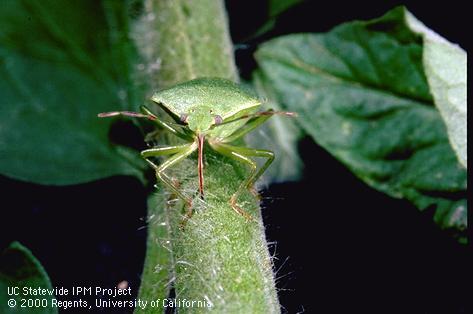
top-left (209, 142), bottom-right (274, 221)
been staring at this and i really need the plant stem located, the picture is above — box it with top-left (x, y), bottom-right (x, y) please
top-left (136, 1), bottom-right (280, 313)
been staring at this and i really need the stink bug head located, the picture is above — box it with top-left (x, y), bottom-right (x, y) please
top-left (183, 106), bottom-right (221, 133)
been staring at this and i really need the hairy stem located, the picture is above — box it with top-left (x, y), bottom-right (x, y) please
top-left (136, 1), bottom-right (279, 313)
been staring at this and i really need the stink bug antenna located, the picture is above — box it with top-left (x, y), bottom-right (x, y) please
top-left (98, 106), bottom-right (194, 141)
top-left (97, 110), bottom-right (157, 121)
top-left (218, 110), bottom-right (297, 126)
top-left (97, 109), bottom-right (158, 140)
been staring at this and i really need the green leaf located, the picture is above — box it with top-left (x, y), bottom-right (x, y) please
top-left (268, 0), bottom-right (303, 17)
top-left (406, 12), bottom-right (467, 168)
top-left (246, 0), bottom-right (304, 41)
top-left (0, 0), bottom-right (146, 185)
top-left (255, 7), bottom-right (467, 235)
top-left (0, 242), bottom-right (57, 314)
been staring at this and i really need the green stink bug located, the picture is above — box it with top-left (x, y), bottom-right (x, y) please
top-left (99, 78), bottom-right (295, 221)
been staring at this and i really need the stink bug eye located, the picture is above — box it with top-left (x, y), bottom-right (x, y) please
top-left (214, 115), bottom-right (223, 125)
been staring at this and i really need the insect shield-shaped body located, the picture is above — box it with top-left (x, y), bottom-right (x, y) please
top-left (98, 78), bottom-right (295, 223)
top-left (152, 78), bottom-right (261, 139)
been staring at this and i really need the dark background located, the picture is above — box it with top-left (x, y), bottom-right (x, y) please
top-left (0, 1), bottom-right (469, 313)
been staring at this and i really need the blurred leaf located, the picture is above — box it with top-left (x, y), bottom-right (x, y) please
top-left (0, 242), bottom-right (57, 314)
top-left (0, 0), bottom-right (147, 185)
top-left (268, 0), bottom-right (303, 17)
top-left (248, 0), bottom-right (304, 41)
top-left (247, 72), bottom-right (303, 183)
top-left (406, 12), bottom-right (467, 168)
top-left (255, 7), bottom-right (467, 234)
